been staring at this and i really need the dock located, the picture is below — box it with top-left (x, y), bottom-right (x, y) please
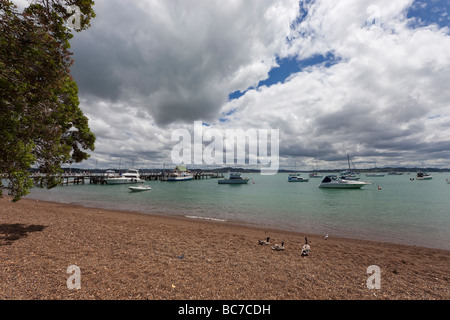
top-left (31, 171), bottom-right (224, 186)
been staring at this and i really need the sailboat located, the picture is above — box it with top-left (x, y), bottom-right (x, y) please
top-left (309, 159), bottom-right (323, 178)
top-left (288, 162), bottom-right (309, 182)
top-left (340, 155), bottom-right (360, 180)
top-left (365, 159), bottom-right (385, 177)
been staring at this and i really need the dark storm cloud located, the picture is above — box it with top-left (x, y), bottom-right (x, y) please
top-left (70, 0), bottom-right (299, 126)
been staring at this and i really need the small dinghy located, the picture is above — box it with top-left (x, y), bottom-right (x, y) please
top-left (129, 185), bottom-right (152, 192)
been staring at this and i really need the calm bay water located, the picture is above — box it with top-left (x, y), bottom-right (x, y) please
top-left (23, 172), bottom-right (450, 250)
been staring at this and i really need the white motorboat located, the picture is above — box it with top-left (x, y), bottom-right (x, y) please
top-left (218, 173), bottom-right (250, 184)
top-left (129, 185), bottom-right (152, 192)
top-left (416, 172), bottom-right (433, 180)
top-left (167, 166), bottom-right (193, 181)
top-left (103, 170), bottom-right (118, 178)
top-left (288, 173), bottom-right (309, 182)
top-left (319, 175), bottom-right (371, 189)
top-left (103, 169), bottom-right (145, 184)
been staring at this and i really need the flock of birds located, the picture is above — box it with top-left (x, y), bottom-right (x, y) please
top-left (258, 234), bottom-right (329, 256)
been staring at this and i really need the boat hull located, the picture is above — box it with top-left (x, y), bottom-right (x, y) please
top-left (129, 186), bottom-right (151, 192)
top-left (288, 178), bottom-right (309, 182)
top-left (319, 175), bottom-right (370, 189)
top-left (167, 176), bottom-right (193, 181)
top-left (104, 178), bottom-right (145, 184)
top-left (319, 182), bottom-right (368, 189)
top-left (218, 179), bottom-right (249, 184)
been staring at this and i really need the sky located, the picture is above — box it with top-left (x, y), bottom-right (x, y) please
top-left (16, 0), bottom-right (450, 170)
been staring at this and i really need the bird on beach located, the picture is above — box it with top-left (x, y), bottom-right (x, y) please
top-left (301, 237), bottom-right (310, 256)
top-left (324, 234), bottom-right (329, 240)
top-left (258, 237), bottom-right (270, 245)
top-left (272, 241), bottom-right (285, 251)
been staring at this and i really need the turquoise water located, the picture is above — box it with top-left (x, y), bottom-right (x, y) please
top-left (23, 173), bottom-right (450, 250)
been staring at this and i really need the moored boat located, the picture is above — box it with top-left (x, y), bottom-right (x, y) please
top-left (340, 155), bottom-right (360, 180)
top-left (103, 169), bottom-right (145, 184)
top-left (388, 171), bottom-right (403, 175)
top-left (309, 172), bottom-right (323, 178)
top-left (318, 175), bottom-right (371, 189)
top-left (288, 173), bottom-right (309, 182)
top-left (218, 173), bottom-right (250, 184)
top-left (129, 185), bottom-right (152, 192)
top-left (167, 166), bottom-right (194, 181)
top-left (416, 172), bottom-right (433, 180)
top-left (340, 173), bottom-right (361, 180)
top-left (365, 173), bottom-right (386, 177)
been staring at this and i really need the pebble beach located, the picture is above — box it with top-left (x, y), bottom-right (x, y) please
top-left (1, 196), bottom-right (449, 300)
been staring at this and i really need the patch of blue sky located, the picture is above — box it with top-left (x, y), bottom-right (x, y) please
top-left (227, 51), bottom-right (339, 102)
top-left (223, 52), bottom-right (340, 123)
top-left (406, 0), bottom-right (449, 29)
top-left (258, 52), bottom-right (339, 88)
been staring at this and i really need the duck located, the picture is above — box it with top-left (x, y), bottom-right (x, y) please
top-left (301, 237), bottom-right (310, 256)
top-left (272, 241), bottom-right (285, 251)
top-left (258, 237), bottom-right (270, 245)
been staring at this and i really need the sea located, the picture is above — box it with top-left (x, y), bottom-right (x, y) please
top-left (20, 172), bottom-right (450, 250)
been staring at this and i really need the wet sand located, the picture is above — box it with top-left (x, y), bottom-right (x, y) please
top-left (0, 196), bottom-right (449, 300)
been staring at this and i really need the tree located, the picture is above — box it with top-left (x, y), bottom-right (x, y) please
top-left (0, 0), bottom-right (96, 201)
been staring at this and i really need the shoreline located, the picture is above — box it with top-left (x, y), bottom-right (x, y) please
top-left (25, 194), bottom-right (450, 251)
top-left (1, 196), bottom-right (449, 300)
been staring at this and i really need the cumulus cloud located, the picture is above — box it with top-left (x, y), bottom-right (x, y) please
top-left (66, 0), bottom-right (450, 169)
top-left (71, 0), bottom-right (299, 125)
top-left (218, 0), bottom-right (450, 169)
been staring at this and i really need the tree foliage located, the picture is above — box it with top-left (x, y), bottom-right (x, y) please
top-left (0, 0), bottom-right (96, 201)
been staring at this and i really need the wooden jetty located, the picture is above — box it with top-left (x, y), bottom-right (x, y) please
top-left (31, 171), bottom-right (224, 186)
